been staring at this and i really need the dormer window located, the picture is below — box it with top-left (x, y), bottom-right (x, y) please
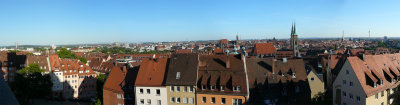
top-left (80, 65), bottom-right (83, 67)
top-left (220, 86), bottom-right (225, 91)
top-left (292, 73), bottom-right (296, 78)
top-left (380, 80), bottom-right (383, 85)
top-left (233, 86), bottom-right (241, 92)
top-left (202, 85), bottom-right (206, 90)
top-left (211, 85), bottom-right (215, 90)
top-left (374, 82), bottom-right (377, 88)
top-left (176, 72), bottom-right (181, 79)
top-left (62, 65), bottom-right (64, 67)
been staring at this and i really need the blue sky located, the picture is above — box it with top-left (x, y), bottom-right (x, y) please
top-left (0, 0), bottom-right (400, 45)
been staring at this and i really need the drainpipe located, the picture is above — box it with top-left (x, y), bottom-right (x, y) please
top-left (242, 54), bottom-right (250, 101)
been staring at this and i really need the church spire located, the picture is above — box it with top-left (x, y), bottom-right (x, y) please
top-left (291, 22), bottom-right (294, 36)
top-left (293, 22), bottom-right (297, 35)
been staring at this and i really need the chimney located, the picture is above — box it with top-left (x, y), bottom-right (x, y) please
top-left (272, 58), bottom-right (275, 74)
top-left (226, 55), bottom-right (230, 69)
top-left (122, 66), bottom-right (127, 74)
top-left (362, 54), bottom-right (365, 61)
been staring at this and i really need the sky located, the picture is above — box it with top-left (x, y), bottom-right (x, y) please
top-left (0, 0), bottom-right (400, 45)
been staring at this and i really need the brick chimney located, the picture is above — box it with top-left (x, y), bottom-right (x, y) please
top-left (122, 66), bottom-right (127, 74)
top-left (226, 55), bottom-right (230, 69)
top-left (272, 58), bottom-right (275, 74)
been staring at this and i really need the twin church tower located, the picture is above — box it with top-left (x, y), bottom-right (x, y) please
top-left (290, 22), bottom-right (300, 57)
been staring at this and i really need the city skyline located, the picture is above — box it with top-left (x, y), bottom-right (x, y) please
top-left (1, 0), bottom-right (400, 45)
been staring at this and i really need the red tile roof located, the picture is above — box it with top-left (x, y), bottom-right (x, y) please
top-left (135, 58), bottom-right (168, 86)
top-left (175, 49), bottom-right (192, 54)
top-left (253, 43), bottom-right (276, 55)
top-left (347, 54), bottom-right (400, 96)
top-left (220, 39), bottom-right (228, 44)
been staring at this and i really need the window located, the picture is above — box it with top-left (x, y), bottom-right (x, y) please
top-left (140, 99), bottom-right (144, 104)
top-left (147, 89), bottom-right (150, 94)
top-left (202, 85), bottom-right (206, 90)
top-left (211, 97), bottom-right (215, 103)
top-left (157, 100), bottom-right (161, 105)
top-left (310, 77), bottom-right (314, 81)
top-left (221, 98), bottom-right (226, 104)
top-left (170, 86), bottom-right (174, 92)
top-left (349, 82), bottom-right (353, 87)
top-left (170, 97), bottom-right (175, 103)
top-left (295, 86), bottom-right (300, 93)
top-left (176, 86), bottom-right (180, 92)
top-left (381, 102), bottom-right (384, 105)
top-left (176, 97), bottom-right (181, 103)
top-left (343, 80), bottom-right (346, 86)
top-left (117, 94), bottom-right (122, 99)
top-left (349, 93), bottom-right (353, 100)
top-left (74, 70), bottom-right (76, 72)
top-left (381, 91), bottom-right (384, 97)
top-left (156, 89), bottom-right (161, 96)
top-left (356, 96), bottom-right (361, 102)
top-left (189, 86), bottom-right (193, 92)
top-left (183, 98), bottom-right (187, 104)
top-left (343, 91), bottom-right (346, 97)
top-left (139, 89), bottom-right (144, 94)
top-left (189, 98), bottom-right (194, 104)
top-left (176, 72), bottom-right (181, 79)
top-left (183, 86), bottom-right (187, 92)
top-left (232, 99), bottom-right (242, 105)
top-left (346, 70), bottom-right (349, 75)
top-left (69, 70), bottom-right (72, 73)
top-left (211, 85), bottom-right (215, 90)
top-left (221, 86), bottom-right (225, 91)
top-left (202, 97), bottom-right (206, 103)
top-left (233, 86), bottom-right (241, 91)
top-left (375, 93), bottom-right (378, 99)
top-left (147, 99), bottom-right (151, 105)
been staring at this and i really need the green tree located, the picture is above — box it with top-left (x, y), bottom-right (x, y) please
top-left (57, 48), bottom-right (77, 59)
top-left (96, 73), bottom-right (106, 103)
top-left (79, 57), bottom-right (87, 64)
top-left (11, 64), bottom-right (53, 105)
top-left (90, 98), bottom-right (102, 105)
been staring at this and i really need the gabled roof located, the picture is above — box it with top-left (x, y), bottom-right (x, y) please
top-left (135, 58), bottom-right (168, 87)
top-left (198, 54), bottom-right (244, 72)
top-left (253, 43), bottom-right (276, 55)
top-left (347, 54), bottom-right (400, 96)
top-left (165, 54), bottom-right (198, 85)
top-left (104, 66), bottom-right (138, 93)
top-left (196, 54), bottom-right (247, 95)
top-left (246, 58), bottom-right (308, 89)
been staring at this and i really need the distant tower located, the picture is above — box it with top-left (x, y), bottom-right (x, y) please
top-left (15, 41), bottom-right (18, 51)
top-left (369, 30), bottom-right (371, 39)
top-left (290, 22), bottom-right (300, 57)
top-left (342, 30), bottom-right (345, 42)
top-left (236, 33), bottom-right (239, 44)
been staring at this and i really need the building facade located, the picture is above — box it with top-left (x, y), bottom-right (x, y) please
top-left (333, 54), bottom-right (400, 105)
top-left (165, 54), bottom-right (198, 105)
top-left (134, 58), bottom-right (168, 105)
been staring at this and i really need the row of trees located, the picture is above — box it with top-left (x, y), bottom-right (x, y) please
top-left (93, 47), bottom-right (170, 55)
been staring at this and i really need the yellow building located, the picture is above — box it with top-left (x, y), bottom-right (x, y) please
top-left (333, 54), bottom-right (400, 105)
top-left (164, 54), bottom-right (198, 105)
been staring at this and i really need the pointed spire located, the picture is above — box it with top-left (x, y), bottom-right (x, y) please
top-left (293, 22), bottom-right (296, 35)
top-left (291, 22), bottom-right (294, 35)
